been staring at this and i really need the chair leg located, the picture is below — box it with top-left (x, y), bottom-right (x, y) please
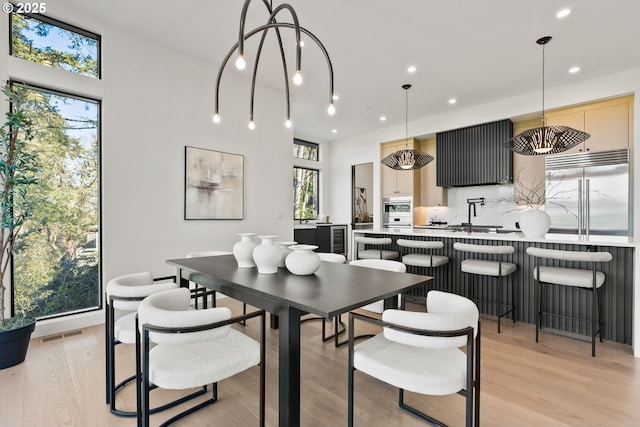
top-left (598, 287), bottom-right (604, 343)
top-left (535, 279), bottom-right (541, 343)
top-left (398, 388), bottom-right (448, 427)
top-left (105, 300), bottom-right (111, 405)
top-left (347, 315), bottom-right (355, 427)
top-left (592, 286), bottom-right (597, 357)
top-left (497, 276), bottom-right (503, 334)
top-left (512, 274), bottom-right (517, 324)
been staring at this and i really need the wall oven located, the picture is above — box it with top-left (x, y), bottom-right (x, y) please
top-left (382, 196), bottom-right (413, 228)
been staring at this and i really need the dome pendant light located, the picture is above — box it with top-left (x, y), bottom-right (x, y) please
top-left (381, 84), bottom-right (434, 170)
top-left (506, 36), bottom-right (590, 155)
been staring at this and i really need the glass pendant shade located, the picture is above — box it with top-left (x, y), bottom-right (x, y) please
top-left (507, 36), bottom-right (590, 156)
top-left (382, 84), bottom-right (434, 170)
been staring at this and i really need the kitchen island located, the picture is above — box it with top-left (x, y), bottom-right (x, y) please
top-left (353, 228), bottom-right (639, 356)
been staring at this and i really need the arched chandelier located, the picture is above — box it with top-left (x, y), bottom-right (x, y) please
top-left (212, 0), bottom-right (336, 130)
top-left (381, 84), bottom-right (434, 170)
top-left (506, 36), bottom-right (590, 155)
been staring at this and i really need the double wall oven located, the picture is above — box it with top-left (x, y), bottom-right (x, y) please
top-left (382, 196), bottom-right (413, 229)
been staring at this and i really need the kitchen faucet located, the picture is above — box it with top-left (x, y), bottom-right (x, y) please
top-left (463, 197), bottom-right (485, 232)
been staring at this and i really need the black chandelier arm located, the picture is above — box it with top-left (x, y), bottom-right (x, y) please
top-left (266, 4), bottom-right (302, 73)
top-left (215, 22), bottom-right (335, 119)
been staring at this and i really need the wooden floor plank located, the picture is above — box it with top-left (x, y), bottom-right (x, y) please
top-left (1, 299), bottom-right (639, 426)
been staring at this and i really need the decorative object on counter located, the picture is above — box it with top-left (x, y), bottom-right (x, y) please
top-left (212, 0), bottom-right (335, 130)
top-left (275, 241), bottom-right (297, 267)
top-left (233, 233), bottom-right (258, 268)
top-left (285, 244), bottom-right (321, 275)
top-left (184, 146), bottom-right (244, 220)
top-left (253, 235), bottom-right (282, 274)
top-left (381, 84), bottom-right (434, 170)
top-left (518, 208), bottom-right (551, 238)
top-left (506, 36), bottom-right (590, 155)
top-left (354, 187), bottom-right (369, 222)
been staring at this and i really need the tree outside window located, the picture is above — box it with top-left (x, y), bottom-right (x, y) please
top-left (293, 167), bottom-right (318, 220)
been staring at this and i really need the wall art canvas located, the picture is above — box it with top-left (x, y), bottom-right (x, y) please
top-left (184, 146), bottom-right (244, 219)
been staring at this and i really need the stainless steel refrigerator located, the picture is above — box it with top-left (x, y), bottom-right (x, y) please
top-left (545, 149), bottom-right (631, 236)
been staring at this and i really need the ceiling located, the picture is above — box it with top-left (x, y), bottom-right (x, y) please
top-left (60, 0), bottom-right (640, 143)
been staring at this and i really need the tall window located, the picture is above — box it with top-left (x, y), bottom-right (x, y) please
top-left (9, 14), bottom-right (101, 319)
top-left (293, 139), bottom-right (320, 220)
top-left (10, 12), bottom-right (101, 78)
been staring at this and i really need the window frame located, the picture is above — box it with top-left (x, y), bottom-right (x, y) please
top-left (9, 10), bottom-right (102, 79)
top-left (293, 138), bottom-right (319, 161)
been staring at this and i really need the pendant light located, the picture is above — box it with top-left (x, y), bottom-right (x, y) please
top-left (381, 84), bottom-right (434, 170)
top-left (506, 36), bottom-right (590, 155)
top-left (212, 0), bottom-right (336, 129)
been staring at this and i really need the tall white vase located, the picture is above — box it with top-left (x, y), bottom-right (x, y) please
top-left (233, 233), bottom-right (258, 268)
top-left (275, 241), bottom-right (297, 267)
top-left (285, 244), bottom-right (322, 275)
top-left (253, 236), bottom-right (282, 274)
top-left (519, 208), bottom-right (551, 238)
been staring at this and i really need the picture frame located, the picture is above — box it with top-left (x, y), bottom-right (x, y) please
top-left (184, 146), bottom-right (244, 220)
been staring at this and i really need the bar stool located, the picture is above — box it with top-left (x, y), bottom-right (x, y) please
top-left (397, 239), bottom-right (449, 296)
top-left (354, 236), bottom-right (399, 260)
top-left (453, 242), bottom-right (517, 333)
top-left (526, 247), bottom-right (612, 357)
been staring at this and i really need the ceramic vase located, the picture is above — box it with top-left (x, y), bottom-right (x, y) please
top-left (285, 244), bottom-right (322, 275)
top-left (233, 233), bottom-right (258, 268)
top-left (519, 208), bottom-right (551, 238)
top-left (275, 241), bottom-right (297, 267)
top-left (253, 236), bottom-right (282, 274)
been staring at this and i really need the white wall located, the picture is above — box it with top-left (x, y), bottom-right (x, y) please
top-left (1, 5), bottom-right (294, 336)
top-left (328, 68), bottom-right (640, 235)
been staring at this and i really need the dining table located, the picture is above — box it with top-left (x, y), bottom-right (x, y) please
top-left (166, 254), bottom-right (432, 427)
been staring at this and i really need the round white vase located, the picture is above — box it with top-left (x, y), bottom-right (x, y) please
top-left (275, 241), bottom-right (297, 267)
top-left (233, 233), bottom-right (258, 268)
top-left (285, 244), bottom-right (322, 275)
top-left (519, 208), bottom-right (551, 238)
top-left (253, 236), bottom-right (282, 274)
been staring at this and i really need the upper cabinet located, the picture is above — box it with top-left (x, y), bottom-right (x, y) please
top-left (381, 138), bottom-right (421, 199)
top-left (418, 138), bottom-right (447, 207)
top-left (436, 119), bottom-right (513, 187)
top-left (546, 95), bottom-right (633, 154)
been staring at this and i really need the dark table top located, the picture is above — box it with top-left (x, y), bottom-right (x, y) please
top-left (167, 254), bottom-right (432, 318)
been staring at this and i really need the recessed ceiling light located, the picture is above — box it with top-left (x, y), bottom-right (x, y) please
top-left (556, 8), bottom-right (570, 18)
top-left (569, 66), bottom-right (580, 74)
top-left (331, 129), bottom-right (337, 133)
top-left (407, 66), bottom-right (417, 73)
top-left (379, 116), bottom-right (387, 121)
top-left (332, 94), bottom-right (339, 100)
top-left (448, 98), bottom-right (457, 104)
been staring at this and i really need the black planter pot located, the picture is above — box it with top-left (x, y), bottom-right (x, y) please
top-left (0, 319), bottom-right (36, 369)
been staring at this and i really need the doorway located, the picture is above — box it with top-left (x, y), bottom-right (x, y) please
top-left (351, 163), bottom-right (374, 230)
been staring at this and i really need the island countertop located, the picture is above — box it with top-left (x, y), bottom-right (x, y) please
top-left (352, 228), bottom-right (639, 357)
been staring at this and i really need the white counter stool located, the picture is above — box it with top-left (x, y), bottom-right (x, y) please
top-left (526, 247), bottom-right (612, 357)
top-left (397, 239), bottom-right (449, 298)
top-left (354, 236), bottom-right (399, 260)
top-left (317, 252), bottom-right (347, 263)
top-left (453, 242), bottom-right (517, 333)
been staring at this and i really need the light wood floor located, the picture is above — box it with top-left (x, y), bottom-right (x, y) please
top-left (1, 299), bottom-right (640, 427)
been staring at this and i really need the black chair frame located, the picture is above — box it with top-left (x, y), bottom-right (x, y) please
top-left (533, 259), bottom-right (604, 357)
top-left (106, 275), bottom-right (200, 417)
top-left (347, 312), bottom-right (480, 427)
top-left (461, 256), bottom-right (516, 333)
top-left (137, 309), bottom-right (266, 427)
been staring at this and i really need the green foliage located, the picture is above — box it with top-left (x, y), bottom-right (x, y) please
top-left (0, 315), bottom-right (35, 332)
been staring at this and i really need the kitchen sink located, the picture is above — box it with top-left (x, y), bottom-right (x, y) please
top-left (446, 224), bottom-right (503, 233)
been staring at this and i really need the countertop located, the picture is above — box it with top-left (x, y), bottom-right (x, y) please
top-left (355, 227), bottom-right (638, 248)
top-left (294, 223), bottom-right (347, 229)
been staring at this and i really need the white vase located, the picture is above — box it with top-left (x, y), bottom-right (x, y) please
top-left (519, 208), bottom-right (551, 238)
top-left (253, 236), bottom-right (282, 274)
top-left (275, 241), bottom-right (297, 267)
top-left (285, 244), bottom-right (322, 275)
top-left (233, 233), bottom-right (258, 268)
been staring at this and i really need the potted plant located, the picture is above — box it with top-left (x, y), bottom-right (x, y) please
top-left (512, 168), bottom-right (552, 238)
top-left (0, 83), bottom-right (38, 369)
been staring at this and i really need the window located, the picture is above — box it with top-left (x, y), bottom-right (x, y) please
top-left (293, 167), bottom-right (319, 220)
top-left (293, 138), bottom-right (318, 161)
top-left (11, 83), bottom-right (100, 319)
top-left (10, 12), bottom-right (101, 78)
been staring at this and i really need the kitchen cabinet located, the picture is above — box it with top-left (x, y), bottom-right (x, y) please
top-left (380, 138), bottom-right (421, 199)
top-left (546, 95), bottom-right (632, 154)
top-left (418, 138), bottom-right (447, 207)
top-left (293, 224), bottom-right (348, 255)
top-left (293, 227), bottom-right (317, 246)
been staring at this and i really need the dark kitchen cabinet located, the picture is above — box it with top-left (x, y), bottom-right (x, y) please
top-left (436, 119), bottom-right (513, 187)
top-left (294, 224), bottom-right (347, 256)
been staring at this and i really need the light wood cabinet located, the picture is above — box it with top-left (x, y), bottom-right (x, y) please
top-left (380, 138), bottom-right (421, 199)
top-left (418, 138), bottom-right (447, 207)
top-left (545, 95), bottom-right (632, 154)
